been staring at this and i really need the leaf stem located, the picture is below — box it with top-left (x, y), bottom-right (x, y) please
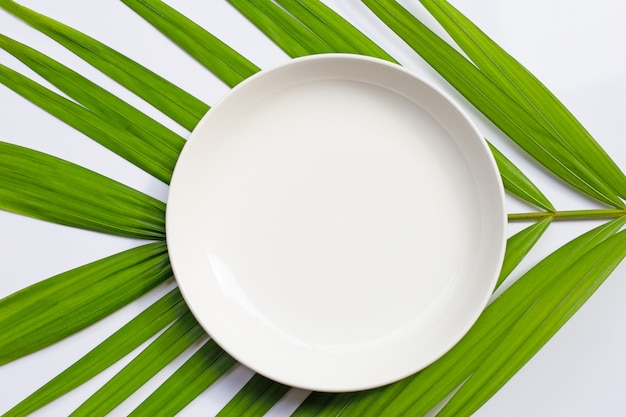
top-left (509, 209), bottom-right (626, 222)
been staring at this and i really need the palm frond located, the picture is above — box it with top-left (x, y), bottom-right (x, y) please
top-left (0, 242), bottom-right (171, 365)
top-left (436, 228), bottom-right (626, 416)
top-left (420, 0), bottom-right (626, 199)
top-left (0, 65), bottom-right (177, 183)
top-left (274, 0), bottom-right (394, 60)
top-left (0, 33), bottom-right (185, 157)
top-left (121, 0), bottom-right (260, 87)
top-left (227, 0), bottom-right (394, 60)
top-left (227, 0), bottom-right (333, 56)
top-left (217, 374), bottom-right (290, 417)
top-left (69, 310), bottom-right (205, 417)
top-left (0, 1), bottom-right (624, 416)
top-left (0, 141), bottom-right (165, 239)
top-left (496, 217), bottom-right (552, 287)
top-left (3, 289), bottom-right (187, 417)
top-left (0, 0), bottom-right (208, 131)
top-left (290, 391), bottom-right (344, 417)
top-left (488, 142), bottom-right (554, 212)
top-left (129, 341), bottom-right (236, 416)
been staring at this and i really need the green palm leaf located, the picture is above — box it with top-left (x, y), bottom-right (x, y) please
top-left (0, 33), bottom-right (185, 160)
top-left (70, 310), bottom-right (205, 417)
top-left (272, 0), bottom-right (395, 60)
top-left (0, 65), bottom-right (176, 183)
top-left (3, 289), bottom-right (187, 417)
top-left (419, 0), bottom-right (626, 199)
top-left (227, 0), bottom-right (333, 57)
top-left (229, 0), bottom-right (394, 60)
top-left (129, 341), bottom-right (236, 416)
top-left (0, 141), bottom-right (165, 239)
top-left (291, 391), bottom-right (347, 417)
top-left (0, 1), bottom-right (624, 416)
top-left (496, 217), bottom-right (552, 287)
top-left (121, 0), bottom-right (259, 87)
top-left (0, 242), bottom-right (171, 365)
top-left (437, 229), bottom-right (626, 417)
top-left (217, 374), bottom-right (290, 417)
top-left (488, 142), bottom-right (554, 212)
top-left (0, 0), bottom-right (208, 131)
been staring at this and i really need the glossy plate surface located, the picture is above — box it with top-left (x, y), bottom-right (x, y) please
top-left (166, 54), bottom-right (506, 392)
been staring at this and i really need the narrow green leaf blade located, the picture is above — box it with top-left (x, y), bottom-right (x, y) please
top-left (497, 217), bottom-right (552, 287)
top-left (421, 0), bottom-right (626, 199)
top-left (273, 0), bottom-right (359, 54)
top-left (292, 392), bottom-right (350, 417)
top-left (227, 0), bottom-right (333, 57)
top-left (488, 142), bottom-right (554, 212)
top-left (275, 0), bottom-right (395, 61)
top-left (0, 141), bottom-right (165, 239)
top-left (437, 229), bottom-right (626, 417)
top-left (233, 0), bottom-right (395, 61)
top-left (121, 0), bottom-right (259, 88)
top-left (0, 34), bottom-right (185, 159)
top-left (0, 242), bottom-right (172, 365)
top-left (130, 341), bottom-right (236, 417)
top-left (0, 66), bottom-right (175, 183)
top-left (217, 374), bottom-right (290, 417)
top-left (362, 0), bottom-right (623, 208)
top-left (3, 289), bottom-right (187, 417)
top-left (0, 0), bottom-right (208, 131)
top-left (69, 311), bottom-right (206, 417)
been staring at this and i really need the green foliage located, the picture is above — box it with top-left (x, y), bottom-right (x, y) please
top-left (488, 142), bottom-right (554, 212)
top-left (217, 374), bottom-right (291, 417)
top-left (271, 0), bottom-right (395, 60)
top-left (121, 0), bottom-right (260, 87)
top-left (496, 217), bottom-right (552, 287)
top-left (0, 0), bottom-right (208, 131)
top-left (420, 0), bottom-right (626, 199)
top-left (0, 242), bottom-right (172, 365)
top-left (70, 311), bottom-right (205, 417)
top-left (0, 141), bottom-right (166, 238)
top-left (0, 1), bottom-right (624, 416)
top-left (436, 229), bottom-right (626, 416)
top-left (3, 289), bottom-right (187, 417)
top-left (227, 0), bottom-right (333, 56)
top-left (130, 341), bottom-right (236, 417)
top-left (0, 63), bottom-right (178, 183)
top-left (228, 0), bottom-right (394, 60)
top-left (0, 33), bottom-right (186, 177)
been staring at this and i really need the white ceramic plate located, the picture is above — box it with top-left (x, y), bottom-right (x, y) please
top-left (166, 54), bottom-right (506, 392)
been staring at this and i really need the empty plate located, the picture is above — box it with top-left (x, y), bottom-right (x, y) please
top-left (166, 54), bottom-right (506, 392)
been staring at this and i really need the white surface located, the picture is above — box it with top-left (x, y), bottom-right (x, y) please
top-left (167, 54), bottom-right (506, 391)
top-left (0, 0), bottom-right (625, 415)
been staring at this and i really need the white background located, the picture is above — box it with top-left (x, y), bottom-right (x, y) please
top-left (0, 0), bottom-right (625, 416)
